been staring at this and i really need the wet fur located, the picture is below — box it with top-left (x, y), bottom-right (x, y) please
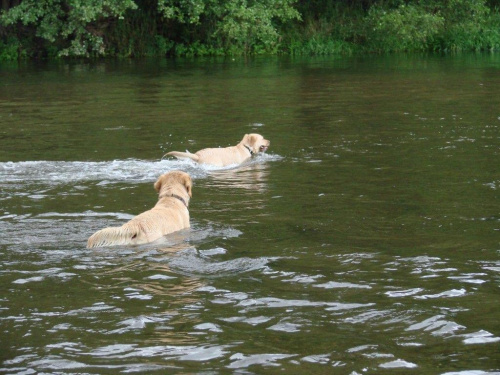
top-left (87, 171), bottom-right (192, 248)
top-left (164, 133), bottom-right (270, 167)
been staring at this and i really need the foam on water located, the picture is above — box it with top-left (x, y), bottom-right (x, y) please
top-left (0, 154), bottom-right (281, 187)
top-left (0, 159), bottom-right (199, 193)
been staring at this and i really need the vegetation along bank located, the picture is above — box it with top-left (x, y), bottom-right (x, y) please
top-left (1, 0), bottom-right (499, 60)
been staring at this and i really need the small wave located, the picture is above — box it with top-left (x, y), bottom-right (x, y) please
top-left (220, 315), bottom-right (273, 326)
top-left (16, 343), bottom-right (232, 372)
top-left (236, 297), bottom-right (372, 311)
top-left (11, 268), bottom-right (78, 285)
top-left (414, 288), bottom-right (467, 300)
top-left (167, 248), bottom-right (274, 277)
top-left (406, 315), bottom-right (466, 336)
top-left (267, 320), bottom-right (302, 332)
top-left (227, 353), bottom-right (295, 369)
top-left (38, 211), bottom-right (135, 220)
top-left (379, 359), bottom-right (418, 369)
top-left (385, 288), bottom-right (424, 297)
top-left (193, 322), bottom-right (223, 332)
top-left (461, 330), bottom-right (500, 345)
top-left (314, 281), bottom-right (372, 289)
top-left (301, 354), bottom-right (331, 364)
top-left (84, 343), bottom-right (231, 362)
top-left (282, 274), bottom-right (324, 284)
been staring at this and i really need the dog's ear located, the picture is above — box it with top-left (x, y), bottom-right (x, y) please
top-left (247, 134), bottom-right (258, 146)
top-left (183, 174), bottom-right (193, 197)
top-left (154, 174), bottom-right (165, 192)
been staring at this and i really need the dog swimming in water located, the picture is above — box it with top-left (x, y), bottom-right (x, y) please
top-left (164, 133), bottom-right (270, 167)
top-left (87, 171), bottom-right (192, 248)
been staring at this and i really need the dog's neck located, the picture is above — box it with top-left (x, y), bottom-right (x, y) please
top-left (159, 192), bottom-right (189, 208)
top-left (171, 194), bottom-right (189, 208)
top-left (243, 144), bottom-right (254, 156)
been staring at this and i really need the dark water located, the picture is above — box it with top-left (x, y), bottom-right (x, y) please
top-left (0, 55), bottom-right (499, 374)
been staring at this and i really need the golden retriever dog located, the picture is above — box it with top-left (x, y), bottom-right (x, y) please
top-left (87, 171), bottom-right (192, 248)
top-left (164, 133), bottom-right (270, 167)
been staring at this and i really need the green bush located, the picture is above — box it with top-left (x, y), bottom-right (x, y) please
top-left (482, 12), bottom-right (500, 50)
top-left (425, 0), bottom-right (491, 51)
top-left (0, 37), bottom-right (23, 60)
top-left (365, 4), bottom-right (444, 52)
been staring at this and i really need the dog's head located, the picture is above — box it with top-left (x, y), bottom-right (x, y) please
top-left (242, 133), bottom-right (270, 154)
top-left (154, 171), bottom-right (192, 199)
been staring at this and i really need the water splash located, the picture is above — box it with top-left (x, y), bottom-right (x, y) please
top-left (0, 159), bottom-right (203, 187)
top-left (0, 153), bottom-right (282, 188)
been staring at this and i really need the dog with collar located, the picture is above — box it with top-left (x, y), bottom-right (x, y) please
top-left (164, 133), bottom-right (270, 167)
top-left (87, 171), bottom-right (192, 248)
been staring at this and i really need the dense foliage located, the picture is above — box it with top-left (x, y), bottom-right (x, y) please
top-left (1, 0), bottom-right (499, 59)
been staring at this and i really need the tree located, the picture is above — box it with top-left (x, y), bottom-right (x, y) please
top-left (1, 0), bottom-right (300, 57)
top-left (1, 0), bottom-right (137, 57)
top-left (157, 0), bottom-right (301, 54)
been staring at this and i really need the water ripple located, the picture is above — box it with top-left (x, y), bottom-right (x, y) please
top-left (167, 248), bottom-right (276, 277)
top-left (414, 288), bottom-right (467, 299)
top-left (85, 343), bottom-right (231, 362)
top-left (379, 359), bottom-right (418, 369)
top-left (227, 353), bottom-right (295, 369)
top-left (461, 330), bottom-right (500, 345)
top-left (314, 281), bottom-right (372, 289)
top-left (406, 315), bottom-right (465, 336)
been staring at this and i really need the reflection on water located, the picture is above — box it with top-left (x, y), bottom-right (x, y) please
top-left (207, 157), bottom-right (274, 193)
top-left (1, 55), bottom-right (499, 374)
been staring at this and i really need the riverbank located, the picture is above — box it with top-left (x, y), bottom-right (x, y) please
top-left (1, 0), bottom-right (499, 60)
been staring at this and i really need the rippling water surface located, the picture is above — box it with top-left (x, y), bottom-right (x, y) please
top-left (0, 55), bottom-right (499, 374)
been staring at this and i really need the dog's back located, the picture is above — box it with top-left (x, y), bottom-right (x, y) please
top-left (87, 171), bottom-right (192, 249)
top-left (86, 204), bottom-right (189, 248)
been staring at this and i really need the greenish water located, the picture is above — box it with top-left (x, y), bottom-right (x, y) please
top-left (0, 55), bottom-right (499, 374)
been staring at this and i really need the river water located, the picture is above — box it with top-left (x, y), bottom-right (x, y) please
top-left (0, 54), bottom-right (499, 374)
